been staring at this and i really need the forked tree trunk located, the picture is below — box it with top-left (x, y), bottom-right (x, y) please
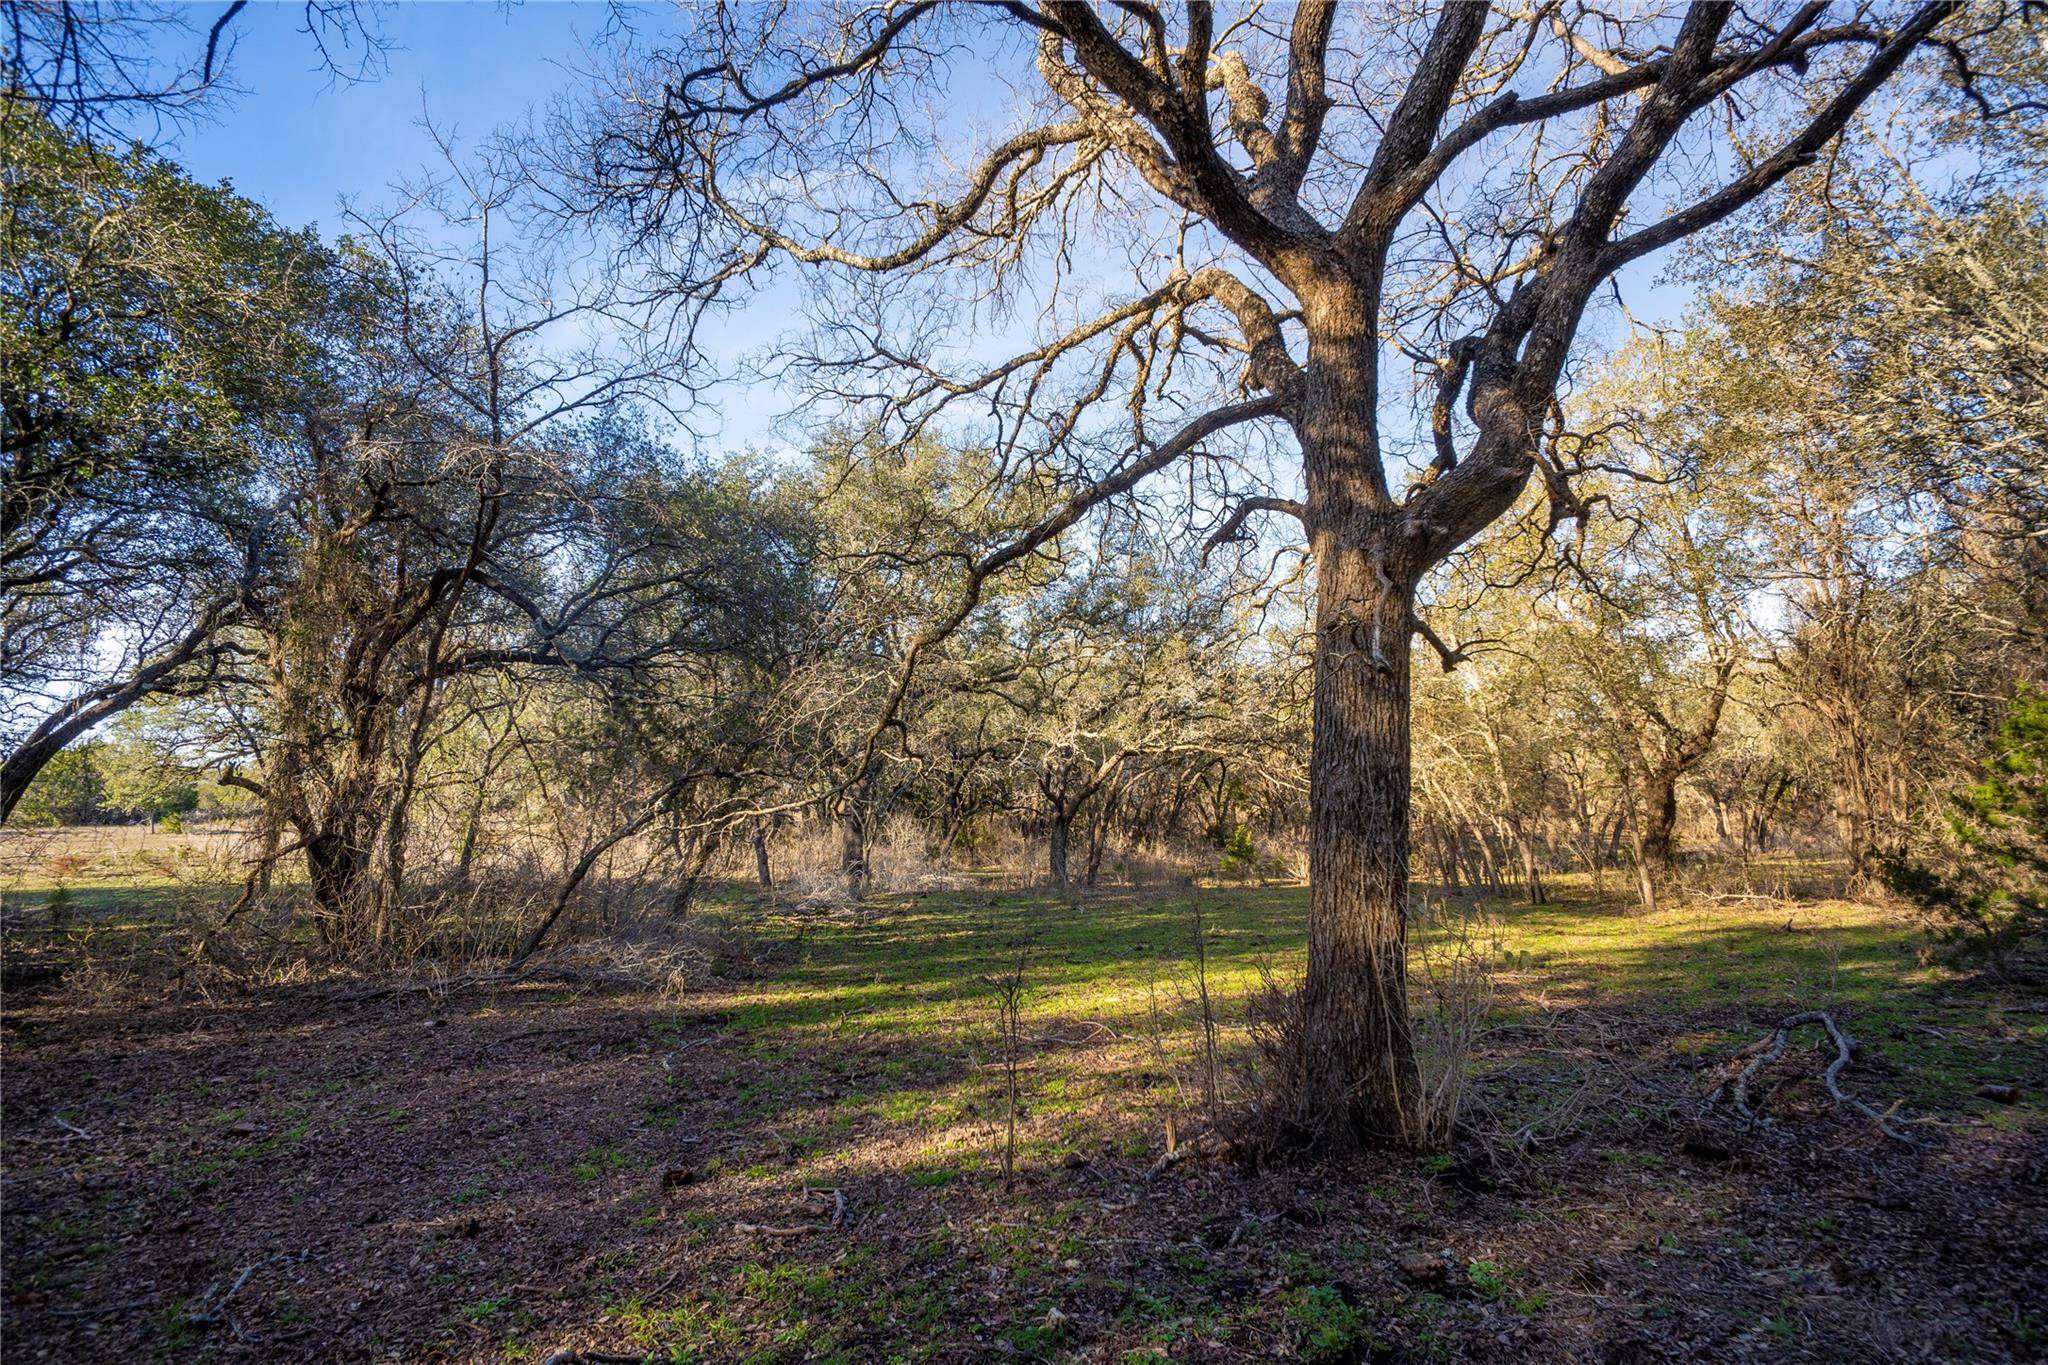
top-left (1473, 827), bottom-right (1503, 896)
top-left (1638, 764), bottom-right (1682, 874)
top-left (1301, 543), bottom-right (1421, 1147)
top-left (1083, 796), bottom-right (1115, 887)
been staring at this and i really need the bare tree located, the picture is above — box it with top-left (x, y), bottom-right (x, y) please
top-left (570, 0), bottom-right (1958, 1146)
top-left (2, 0), bottom-right (387, 140)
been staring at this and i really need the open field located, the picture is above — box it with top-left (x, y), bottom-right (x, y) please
top-left (4, 847), bottom-right (2045, 1363)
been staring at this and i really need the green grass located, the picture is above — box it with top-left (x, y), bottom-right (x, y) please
top-left (689, 871), bottom-right (2035, 1139)
top-left (570, 1145), bottom-right (634, 1182)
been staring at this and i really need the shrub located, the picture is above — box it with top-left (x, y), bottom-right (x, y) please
top-left (1218, 826), bottom-right (1257, 880)
top-left (1886, 686), bottom-right (2047, 959)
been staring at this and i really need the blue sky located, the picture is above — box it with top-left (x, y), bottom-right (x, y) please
top-left (160, 3), bottom-right (805, 447)
top-left (165, 3), bottom-right (608, 234)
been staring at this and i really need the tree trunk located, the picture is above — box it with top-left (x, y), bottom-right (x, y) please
top-left (1631, 828), bottom-right (1660, 916)
top-left (0, 732), bottom-right (72, 825)
top-left (1473, 825), bottom-right (1503, 896)
top-left (752, 819), bottom-right (773, 890)
top-left (669, 828), bottom-right (718, 921)
top-left (371, 785), bottom-right (412, 948)
top-left (1638, 764), bottom-right (1681, 873)
top-left (304, 829), bottom-right (373, 944)
top-left (1301, 542), bottom-right (1421, 1147)
top-left (1515, 829), bottom-right (1546, 906)
top-left (1047, 813), bottom-right (1071, 889)
top-left (455, 781), bottom-right (490, 879)
top-left (254, 814), bottom-right (279, 895)
top-left (1829, 714), bottom-right (1883, 893)
top-left (1083, 798), bottom-right (1114, 888)
top-left (839, 805), bottom-right (869, 898)
top-left (1435, 826), bottom-right (1462, 894)
top-left (0, 602), bottom-right (238, 825)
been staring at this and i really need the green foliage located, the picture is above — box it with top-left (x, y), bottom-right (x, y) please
top-left (1217, 826), bottom-right (1257, 880)
top-left (1465, 1259), bottom-right (1511, 1300)
top-left (13, 746), bottom-right (105, 826)
top-left (1288, 1284), bottom-right (1370, 1363)
top-left (97, 722), bottom-right (199, 825)
top-left (1, 90), bottom-right (325, 479)
top-left (9, 728), bottom-right (206, 828)
top-left (1, 92), bottom-right (329, 652)
top-left (1887, 687), bottom-right (2048, 957)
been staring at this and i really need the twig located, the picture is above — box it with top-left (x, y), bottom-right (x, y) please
top-left (657, 1036), bottom-right (722, 1073)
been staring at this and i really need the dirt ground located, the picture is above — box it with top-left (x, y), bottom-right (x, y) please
top-left (4, 889), bottom-right (2046, 1362)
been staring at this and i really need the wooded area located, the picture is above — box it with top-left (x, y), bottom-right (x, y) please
top-left (3, 2), bottom-right (2044, 1361)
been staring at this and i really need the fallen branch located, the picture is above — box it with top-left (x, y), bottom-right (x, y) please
top-left (185, 1252), bottom-right (301, 1328)
top-left (733, 1221), bottom-right (824, 1238)
top-left (1706, 1010), bottom-right (1916, 1146)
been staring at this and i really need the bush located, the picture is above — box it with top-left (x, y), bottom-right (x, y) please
top-left (1886, 686), bottom-right (2047, 959)
top-left (1218, 826), bottom-right (1257, 880)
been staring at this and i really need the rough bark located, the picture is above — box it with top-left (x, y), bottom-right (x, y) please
top-left (303, 828), bottom-right (374, 943)
top-left (669, 828), bottom-right (718, 920)
top-left (1515, 830), bottom-right (1547, 906)
top-left (1300, 522), bottom-right (1423, 1146)
top-left (1638, 763), bottom-right (1683, 872)
top-left (0, 600), bottom-right (243, 824)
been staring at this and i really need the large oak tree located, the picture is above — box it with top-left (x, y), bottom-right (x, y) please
top-left (573, 0), bottom-right (1966, 1145)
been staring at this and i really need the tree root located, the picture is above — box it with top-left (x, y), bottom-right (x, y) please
top-left (1706, 1009), bottom-right (1916, 1146)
